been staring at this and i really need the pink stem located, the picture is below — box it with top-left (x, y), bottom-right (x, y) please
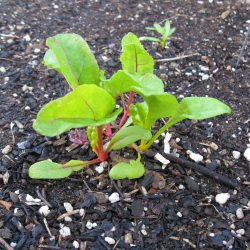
top-left (104, 124), bottom-right (112, 138)
top-left (118, 91), bottom-right (135, 128)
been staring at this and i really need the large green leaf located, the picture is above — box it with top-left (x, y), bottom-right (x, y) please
top-left (43, 33), bottom-right (99, 89)
top-left (173, 97), bottom-right (231, 121)
top-left (120, 33), bottom-right (154, 75)
top-left (144, 93), bottom-right (179, 129)
top-left (103, 70), bottom-right (164, 97)
top-left (109, 155), bottom-right (145, 180)
top-left (29, 160), bottom-right (86, 179)
top-left (107, 125), bottom-right (151, 151)
top-left (33, 84), bottom-right (121, 137)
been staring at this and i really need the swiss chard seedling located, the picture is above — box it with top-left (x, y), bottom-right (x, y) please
top-left (140, 20), bottom-right (176, 49)
top-left (29, 32), bottom-right (231, 181)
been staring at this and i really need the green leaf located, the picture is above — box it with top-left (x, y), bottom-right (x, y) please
top-left (43, 33), bottom-right (99, 89)
top-left (145, 26), bottom-right (156, 31)
top-left (173, 97), bottom-right (231, 121)
top-left (33, 84), bottom-right (122, 137)
top-left (153, 23), bottom-right (164, 35)
top-left (120, 33), bottom-right (154, 75)
top-left (140, 37), bottom-right (161, 43)
top-left (103, 70), bottom-right (164, 97)
top-left (29, 160), bottom-right (86, 179)
top-left (144, 93), bottom-right (179, 129)
top-left (130, 102), bottom-right (148, 128)
top-left (109, 154), bottom-right (145, 180)
top-left (107, 125), bottom-right (151, 151)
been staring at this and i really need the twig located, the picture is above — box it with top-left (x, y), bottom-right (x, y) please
top-left (36, 189), bottom-right (52, 208)
top-left (235, 24), bottom-right (250, 69)
top-left (0, 58), bottom-right (15, 62)
top-left (38, 246), bottom-right (61, 250)
top-left (169, 236), bottom-right (196, 248)
top-left (43, 218), bottom-right (54, 239)
top-left (0, 237), bottom-right (14, 250)
top-left (163, 153), bottom-right (238, 189)
top-left (57, 209), bottom-right (81, 220)
top-left (0, 34), bottom-right (19, 38)
top-left (155, 53), bottom-right (200, 62)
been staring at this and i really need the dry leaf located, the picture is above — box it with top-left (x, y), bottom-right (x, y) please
top-left (221, 10), bottom-right (231, 19)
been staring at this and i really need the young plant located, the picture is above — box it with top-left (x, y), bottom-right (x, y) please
top-left (28, 32), bottom-right (231, 181)
top-left (140, 20), bottom-right (176, 49)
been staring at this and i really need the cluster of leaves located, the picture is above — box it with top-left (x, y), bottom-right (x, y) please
top-left (29, 32), bottom-right (231, 180)
top-left (140, 20), bottom-right (176, 49)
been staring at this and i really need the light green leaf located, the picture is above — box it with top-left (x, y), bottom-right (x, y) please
top-left (33, 84), bottom-right (121, 137)
top-left (130, 102), bottom-right (148, 128)
top-left (29, 160), bottom-right (86, 179)
top-left (173, 97), bottom-right (231, 121)
top-left (109, 154), bottom-right (145, 180)
top-left (140, 36), bottom-right (161, 43)
top-left (144, 93), bottom-right (179, 129)
top-left (103, 70), bottom-right (164, 97)
top-left (107, 125), bottom-right (151, 151)
top-left (120, 33), bottom-right (154, 75)
top-left (43, 33), bottom-right (99, 89)
top-left (153, 23), bottom-right (164, 35)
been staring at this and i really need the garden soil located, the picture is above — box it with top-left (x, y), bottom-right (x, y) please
top-left (0, 0), bottom-right (249, 249)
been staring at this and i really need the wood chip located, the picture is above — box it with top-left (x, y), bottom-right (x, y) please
top-left (0, 200), bottom-right (12, 210)
top-left (221, 9), bottom-right (230, 19)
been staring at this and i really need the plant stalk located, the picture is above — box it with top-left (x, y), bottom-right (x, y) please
top-left (96, 126), bottom-right (108, 161)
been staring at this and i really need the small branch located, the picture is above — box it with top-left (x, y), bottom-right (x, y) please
top-left (155, 53), bottom-right (200, 62)
top-left (235, 24), bottom-right (250, 69)
top-left (0, 237), bottom-right (14, 250)
top-left (162, 153), bottom-right (238, 189)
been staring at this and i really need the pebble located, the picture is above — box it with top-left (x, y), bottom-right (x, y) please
top-left (232, 151), bottom-right (241, 159)
top-left (64, 216), bottom-right (72, 222)
top-left (236, 208), bottom-right (244, 219)
top-left (108, 192), bottom-right (120, 203)
top-left (163, 132), bottom-right (172, 154)
top-left (79, 208), bottom-right (85, 216)
top-left (243, 148), bottom-right (250, 161)
top-left (2, 145), bottom-right (12, 155)
top-left (236, 229), bottom-right (245, 235)
top-left (154, 153), bottom-right (170, 165)
top-left (64, 202), bottom-right (73, 212)
top-left (141, 229), bottom-right (147, 235)
top-left (10, 243), bottom-right (17, 248)
top-left (215, 193), bottom-right (230, 205)
top-left (38, 205), bottom-right (50, 217)
top-left (73, 241), bottom-right (79, 249)
top-left (59, 226), bottom-right (71, 237)
top-left (86, 221), bottom-right (97, 230)
top-left (177, 212), bottom-right (183, 217)
top-left (23, 34), bottom-right (31, 41)
top-left (105, 237), bottom-right (115, 245)
top-left (34, 48), bottom-right (41, 54)
top-left (187, 150), bottom-right (203, 162)
top-left (0, 67), bottom-right (6, 73)
top-left (124, 232), bottom-right (133, 244)
top-left (25, 194), bottom-right (41, 205)
top-left (95, 165), bottom-right (104, 174)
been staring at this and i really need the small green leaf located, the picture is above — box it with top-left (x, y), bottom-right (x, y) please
top-left (29, 160), bottom-right (86, 179)
top-left (43, 33), bottom-right (99, 89)
top-left (120, 33), bottom-right (154, 75)
top-left (109, 154), bottom-right (145, 180)
top-left (130, 102), bottom-right (148, 128)
top-left (174, 97), bottom-right (231, 121)
top-left (108, 125), bottom-right (151, 151)
top-left (33, 84), bottom-right (121, 137)
top-left (153, 23), bottom-right (164, 35)
top-left (103, 70), bottom-right (164, 97)
top-left (145, 27), bottom-right (156, 31)
top-left (140, 37), bottom-right (161, 43)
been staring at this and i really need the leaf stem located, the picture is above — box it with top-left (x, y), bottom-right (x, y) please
top-left (139, 118), bottom-right (178, 151)
top-left (97, 126), bottom-right (108, 161)
top-left (118, 91), bottom-right (135, 128)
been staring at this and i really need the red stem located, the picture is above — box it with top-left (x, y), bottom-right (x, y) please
top-left (96, 126), bottom-right (108, 161)
top-left (104, 124), bottom-right (112, 138)
top-left (118, 91), bottom-right (135, 128)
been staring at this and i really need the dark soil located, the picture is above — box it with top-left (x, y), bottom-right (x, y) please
top-left (0, 0), bottom-right (250, 249)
